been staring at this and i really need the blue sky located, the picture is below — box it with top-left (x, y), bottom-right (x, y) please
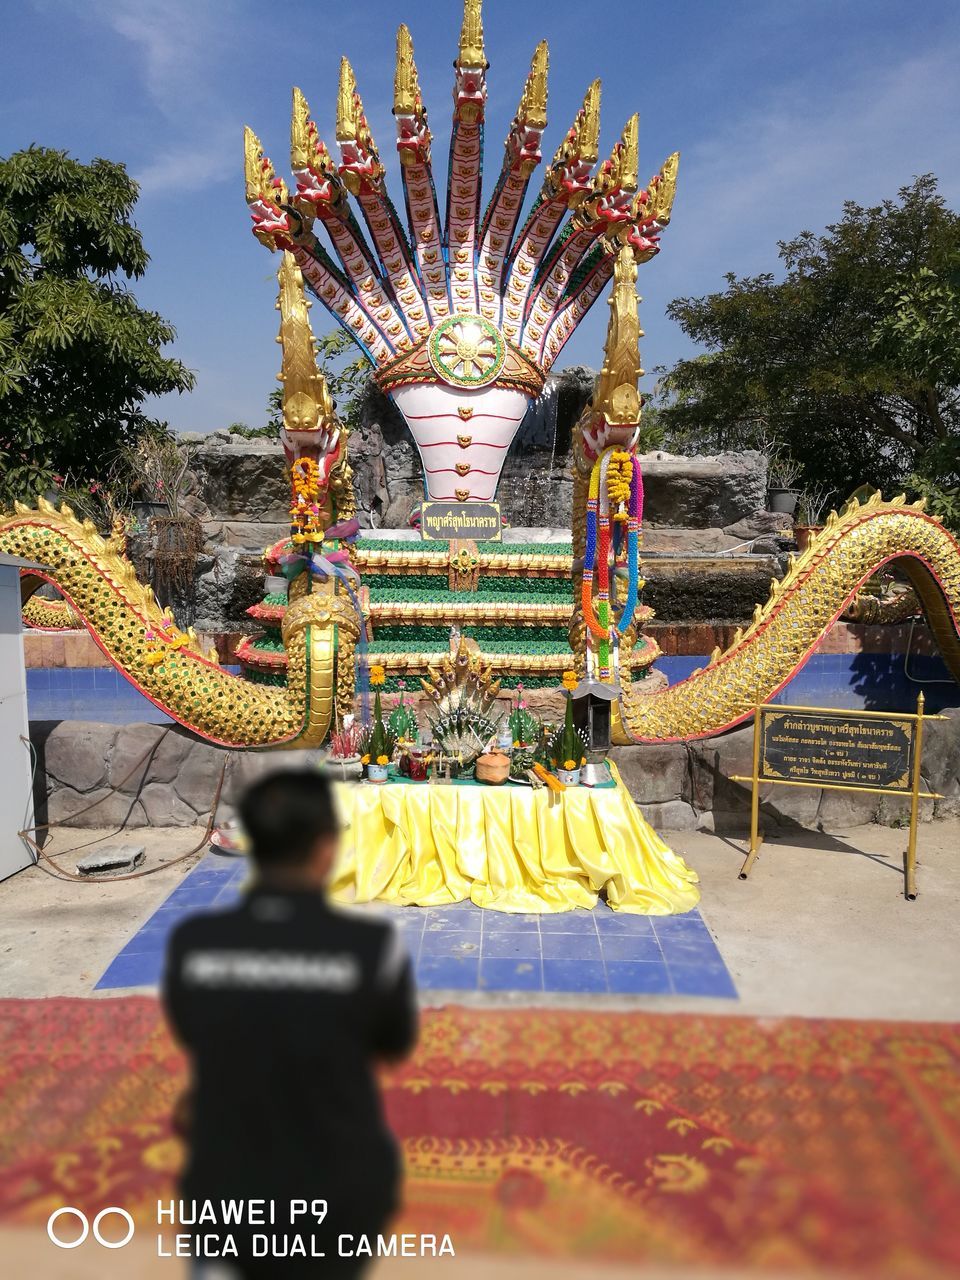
top-left (4, 0), bottom-right (960, 432)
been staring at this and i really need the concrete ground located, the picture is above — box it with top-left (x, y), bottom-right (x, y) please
top-left (2, 820), bottom-right (956, 1280)
top-left (2, 818), bottom-right (958, 1020)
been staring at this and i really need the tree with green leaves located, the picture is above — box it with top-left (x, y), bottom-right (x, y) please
top-left (312, 327), bottom-right (373, 429)
top-left (228, 326), bottom-right (373, 439)
top-left (0, 147), bottom-right (195, 508)
top-left (655, 175), bottom-right (960, 525)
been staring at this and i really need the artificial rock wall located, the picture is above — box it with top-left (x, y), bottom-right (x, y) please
top-left (173, 367), bottom-right (786, 633)
top-left (179, 370), bottom-right (776, 543)
top-left (30, 712), bottom-right (960, 833)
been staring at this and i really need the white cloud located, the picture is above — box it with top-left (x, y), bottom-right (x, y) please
top-left (58, 0), bottom-right (240, 196)
top-left (85, 0), bottom-right (224, 117)
top-left (134, 130), bottom-right (236, 195)
top-left (672, 44), bottom-right (960, 283)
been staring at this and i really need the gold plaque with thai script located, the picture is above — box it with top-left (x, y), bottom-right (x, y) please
top-left (420, 501), bottom-right (502, 543)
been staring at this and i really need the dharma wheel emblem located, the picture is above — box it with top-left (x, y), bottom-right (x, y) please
top-left (428, 314), bottom-right (506, 388)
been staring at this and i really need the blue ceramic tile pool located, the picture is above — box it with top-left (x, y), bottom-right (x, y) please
top-left (27, 665), bottom-right (238, 724)
top-left (95, 852), bottom-right (737, 999)
top-left (31, 653), bottom-right (958, 726)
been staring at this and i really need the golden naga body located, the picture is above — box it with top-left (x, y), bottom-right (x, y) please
top-left (4, 252), bottom-right (360, 749)
top-left (2, 499), bottom-right (353, 747)
top-left (616, 493), bottom-right (960, 742)
top-left (20, 585), bottom-right (80, 630)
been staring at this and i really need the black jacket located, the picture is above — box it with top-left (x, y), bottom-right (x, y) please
top-left (163, 886), bottom-right (417, 1221)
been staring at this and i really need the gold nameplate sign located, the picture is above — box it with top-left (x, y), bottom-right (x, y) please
top-left (760, 708), bottom-right (915, 790)
top-left (420, 501), bottom-right (502, 543)
top-left (732, 695), bottom-right (944, 899)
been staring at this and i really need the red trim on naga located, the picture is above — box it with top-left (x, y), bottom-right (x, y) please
top-left (424, 466), bottom-right (501, 476)
top-left (401, 410), bottom-right (526, 423)
top-left (428, 492), bottom-right (497, 502)
top-left (415, 439), bottom-right (510, 449)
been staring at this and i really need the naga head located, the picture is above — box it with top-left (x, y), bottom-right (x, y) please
top-left (244, 0), bottom-right (678, 506)
top-left (394, 25), bottom-right (431, 167)
top-left (454, 0), bottom-right (489, 124)
top-left (544, 79), bottom-right (601, 207)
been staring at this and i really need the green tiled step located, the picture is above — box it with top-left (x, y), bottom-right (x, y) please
top-left (369, 587), bottom-right (570, 604)
top-left (357, 539), bottom-right (572, 555)
top-left (373, 624), bottom-right (571, 644)
top-left (378, 673), bottom-right (566, 692)
top-left (369, 638), bottom-right (573, 655)
top-left (246, 635), bottom-right (284, 652)
top-left (364, 573), bottom-right (571, 597)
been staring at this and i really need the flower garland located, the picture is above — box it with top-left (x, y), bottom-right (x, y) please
top-left (617, 455), bottom-right (644, 636)
top-left (580, 446), bottom-right (644, 679)
top-left (143, 618), bottom-right (191, 667)
top-left (290, 457), bottom-right (325, 545)
top-left (607, 450), bottom-right (632, 513)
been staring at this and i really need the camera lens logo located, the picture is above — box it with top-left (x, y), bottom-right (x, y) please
top-left (47, 1206), bottom-right (135, 1249)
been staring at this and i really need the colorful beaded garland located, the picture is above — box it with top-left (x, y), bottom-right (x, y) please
top-left (581, 446), bottom-right (644, 677)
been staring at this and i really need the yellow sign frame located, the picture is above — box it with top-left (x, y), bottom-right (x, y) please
top-left (732, 693), bottom-right (944, 900)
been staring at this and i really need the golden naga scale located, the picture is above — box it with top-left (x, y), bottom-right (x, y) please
top-left (3, 0), bottom-right (960, 749)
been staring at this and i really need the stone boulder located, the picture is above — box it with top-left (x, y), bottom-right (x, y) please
top-left (637, 450), bottom-right (769, 530)
top-left (641, 554), bottom-right (784, 623)
top-left (172, 379), bottom-right (772, 540)
top-left (193, 548), bottom-right (267, 634)
top-left (33, 712), bottom-right (959, 832)
top-left (180, 438), bottom-right (290, 533)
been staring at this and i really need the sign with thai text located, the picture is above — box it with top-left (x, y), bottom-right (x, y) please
top-left (420, 502), bottom-right (502, 542)
top-left (733, 697), bottom-right (943, 897)
top-left (759, 708), bottom-right (914, 791)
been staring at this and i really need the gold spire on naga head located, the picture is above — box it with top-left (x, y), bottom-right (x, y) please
top-left (457, 0), bottom-right (487, 68)
top-left (276, 251), bottom-right (336, 437)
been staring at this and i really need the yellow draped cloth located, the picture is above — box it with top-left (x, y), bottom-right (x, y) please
top-left (329, 764), bottom-right (700, 915)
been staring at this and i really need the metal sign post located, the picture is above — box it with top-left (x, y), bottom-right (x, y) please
top-left (733, 693), bottom-right (943, 900)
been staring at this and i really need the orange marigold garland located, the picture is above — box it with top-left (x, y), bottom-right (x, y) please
top-left (290, 457), bottom-right (325, 545)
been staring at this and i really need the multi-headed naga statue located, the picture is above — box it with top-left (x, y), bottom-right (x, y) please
top-left (243, 0), bottom-right (677, 505)
top-left (3, 0), bottom-right (959, 752)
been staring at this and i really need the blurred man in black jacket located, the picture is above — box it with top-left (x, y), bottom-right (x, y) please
top-left (163, 769), bottom-right (418, 1278)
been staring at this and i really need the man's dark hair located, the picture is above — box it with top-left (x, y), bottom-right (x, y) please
top-left (239, 769), bottom-right (339, 867)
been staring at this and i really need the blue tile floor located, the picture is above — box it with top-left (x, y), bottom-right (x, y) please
top-left (96, 852), bottom-right (736, 999)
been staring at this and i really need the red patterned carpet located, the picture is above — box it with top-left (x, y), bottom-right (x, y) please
top-left (0, 999), bottom-right (958, 1276)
